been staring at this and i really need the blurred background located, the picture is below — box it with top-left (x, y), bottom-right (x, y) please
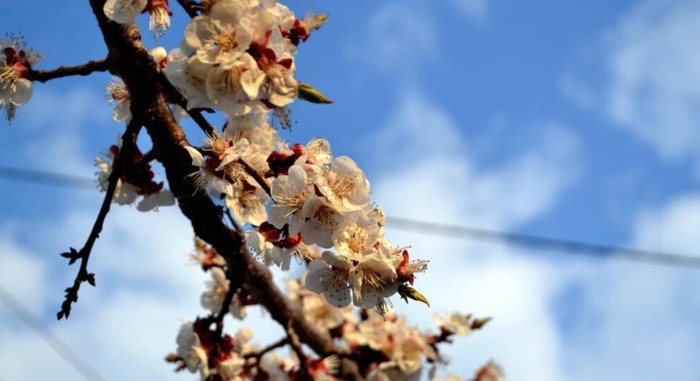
top-left (2, 0), bottom-right (700, 379)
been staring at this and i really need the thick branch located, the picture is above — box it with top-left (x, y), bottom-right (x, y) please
top-left (85, 0), bottom-right (344, 358)
top-left (57, 119), bottom-right (141, 320)
top-left (28, 59), bottom-right (109, 83)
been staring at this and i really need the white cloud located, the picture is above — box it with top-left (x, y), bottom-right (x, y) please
top-left (370, 89), bottom-right (581, 379)
top-left (371, 86), bottom-right (700, 380)
top-left (562, 195), bottom-right (700, 381)
top-left (0, 203), bottom-right (284, 381)
top-left (604, 0), bottom-right (700, 163)
top-left (20, 87), bottom-right (109, 176)
top-left (0, 231), bottom-right (50, 316)
top-left (348, 0), bottom-right (438, 74)
top-left (372, 90), bottom-right (581, 230)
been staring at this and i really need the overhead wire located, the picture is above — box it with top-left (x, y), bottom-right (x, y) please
top-left (0, 284), bottom-right (106, 381)
top-left (1, 165), bottom-right (699, 269)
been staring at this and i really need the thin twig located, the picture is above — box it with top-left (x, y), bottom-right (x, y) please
top-left (57, 119), bottom-right (141, 320)
top-left (214, 266), bottom-right (237, 336)
top-left (244, 337), bottom-right (290, 359)
top-left (225, 208), bottom-right (243, 233)
top-left (140, 149), bottom-right (157, 164)
top-left (287, 320), bottom-right (311, 380)
top-left (176, 0), bottom-right (200, 18)
top-left (239, 158), bottom-right (271, 195)
top-left (86, 0), bottom-right (345, 360)
top-left (155, 70), bottom-right (215, 135)
top-left (27, 59), bottom-right (110, 83)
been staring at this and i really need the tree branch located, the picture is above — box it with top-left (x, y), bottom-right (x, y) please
top-left (239, 158), bottom-right (271, 195)
top-left (57, 119), bottom-right (141, 320)
top-left (214, 265), bottom-right (237, 336)
top-left (244, 337), bottom-right (289, 360)
top-left (156, 69), bottom-right (215, 135)
top-left (176, 0), bottom-right (200, 18)
top-left (28, 59), bottom-right (110, 83)
top-left (85, 0), bottom-right (346, 359)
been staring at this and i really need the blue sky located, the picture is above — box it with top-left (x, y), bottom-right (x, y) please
top-left (1, 0), bottom-right (700, 379)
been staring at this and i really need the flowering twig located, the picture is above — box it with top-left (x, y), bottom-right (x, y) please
top-left (214, 266), bottom-right (238, 336)
top-left (176, 0), bottom-right (200, 18)
top-left (224, 208), bottom-right (243, 232)
top-left (286, 320), bottom-right (311, 381)
top-left (238, 158), bottom-right (271, 195)
top-left (27, 59), bottom-right (110, 83)
top-left (87, 0), bottom-right (346, 361)
top-left (244, 337), bottom-right (290, 360)
top-left (154, 69), bottom-right (215, 135)
top-left (57, 119), bottom-right (141, 320)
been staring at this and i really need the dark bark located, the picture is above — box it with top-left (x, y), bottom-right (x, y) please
top-left (84, 0), bottom-right (344, 358)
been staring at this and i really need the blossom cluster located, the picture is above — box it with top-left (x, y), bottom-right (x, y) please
top-left (95, 135), bottom-right (175, 211)
top-left (169, 315), bottom-right (340, 381)
top-left (100, 0), bottom-right (422, 314)
top-left (163, 0), bottom-right (326, 117)
top-left (0, 35), bottom-right (39, 122)
top-left (183, 111), bottom-right (429, 314)
top-left (169, 271), bottom-right (496, 381)
top-left (104, 0), bottom-right (173, 38)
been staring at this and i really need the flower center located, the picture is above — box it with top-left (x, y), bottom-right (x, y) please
top-left (205, 133), bottom-right (232, 160)
top-left (331, 268), bottom-right (349, 289)
top-left (223, 66), bottom-right (243, 94)
top-left (346, 226), bottom-right (367, 254)
top-left (215, 32), bottom-right (237, 52)
top-left (0, 65), bottom-right (21, 86)
top-left (278, 193), bottom-right (305, 216)
top-left (362, 268), bottom-right (385, 290)
top-left (105, 81), bottom-right (130, 103)
top-left (239, 188), bottom-right (259, 207)
top-left (327, 171), bottom-right (354, 200)
top-left (313, 204), bottom-right (335, 225)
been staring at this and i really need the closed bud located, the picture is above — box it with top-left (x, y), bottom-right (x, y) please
top-left (308, 13), bottom-right (329, 30)
top-left (399, 284), bottom-right (430, 307)
top-left (472, 317), bottom-right (492, 330)
top-left (297, 83), bottom-right (333, 104)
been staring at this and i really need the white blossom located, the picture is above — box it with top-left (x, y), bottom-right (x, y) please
top-left (305, 251), bottom-right (352, 307)
top-left (316, 156), bottom-right (370, 213)
top-left (226, 179), bottom-right (269, 225)
top-left (105, 77), bottom-right (131, 123)
top-left (176, 321), bottom-right (208, 374)
top-left (269, 164), bottom-right (306, 232)
top-left (433, 312), bottom-right (473, 337)
top-left (103, 0), bottom-right (147, 24)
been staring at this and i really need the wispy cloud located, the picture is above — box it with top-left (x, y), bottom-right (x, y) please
top-left (369, 89), bottom-right (581, 379)
top-left (450, 0), bottom-right (489, 24)
top-left (596, 0), bottom-right (700, 165)
top-left (371, 90), bottom-right (582, 230)
top-left (562, 194), bottom-right (700, 381)
top-left (0, 204), bottom-right (282, 380)
top-left (347, 0), bottom-right (438, 75)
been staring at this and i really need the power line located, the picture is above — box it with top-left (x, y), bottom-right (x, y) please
top-left (387, 217), bottom-right (700, 269)
top-left (0, 166), bottom-right (94, 189)
top-left (0, 285), bottom-right (106, 381)
top-left (1, 165), bottom-right (699, 269)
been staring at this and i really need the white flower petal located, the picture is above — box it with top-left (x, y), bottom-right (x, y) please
top-left (10, 79), bottom-right (33, 106)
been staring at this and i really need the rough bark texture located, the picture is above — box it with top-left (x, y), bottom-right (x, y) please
top-left (85, 0), bottom-right (342, 358)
